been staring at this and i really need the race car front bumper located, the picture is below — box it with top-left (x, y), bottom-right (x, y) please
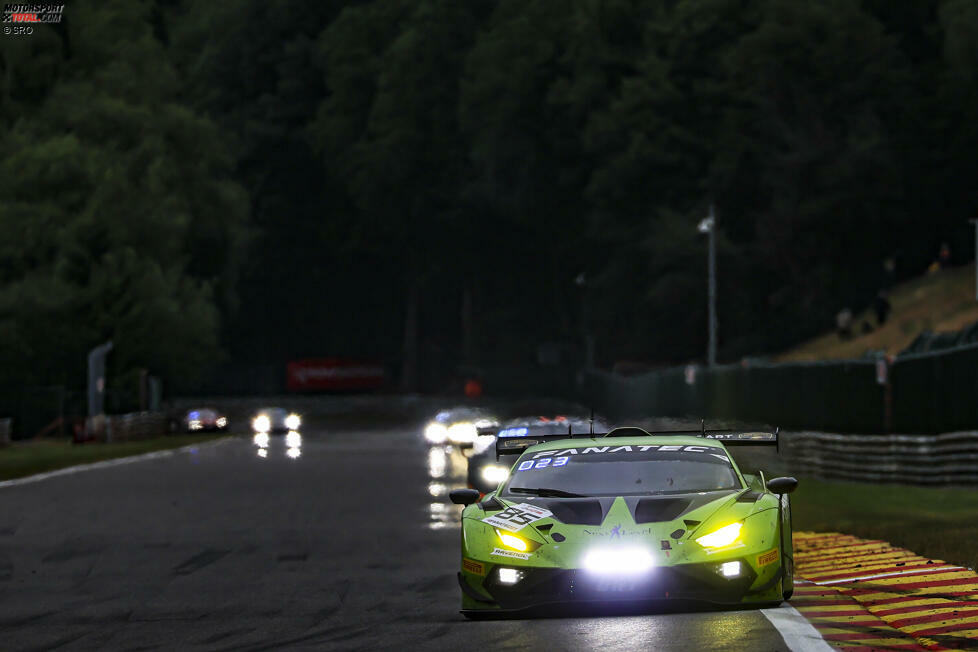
top-left (460, 557), bottom-right (781, 613)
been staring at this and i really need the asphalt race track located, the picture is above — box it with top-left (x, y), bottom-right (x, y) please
top-left (0, 404), bottom-right (806, 651)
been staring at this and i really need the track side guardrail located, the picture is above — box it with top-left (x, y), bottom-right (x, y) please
top-left (783, 430), bottom-right (978, 484)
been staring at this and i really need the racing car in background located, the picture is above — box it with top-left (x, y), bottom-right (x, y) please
top-left (422, 407), bottom-right (499, 448)
top-left (466, 416), bottom-right (611, 494)
top-left (450, 426), bottom-right (795, 616)
top-left (183, 408), bottom-right (229, 432)
top-left (251, 407), bottom-right (302, 434)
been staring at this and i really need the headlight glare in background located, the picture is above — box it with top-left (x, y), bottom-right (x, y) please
top-left (481, 465), bottom-right (509, 484)
top-left (695, 523), bottom-right (743, 549)
top-left (424, 423), bottom-right (448, 444)
top-left (285, 431), bottom-right (302, 448)
top-left (447, 422), bottom-right (478, 444)
top-left (216, 416), bottom-right (228, 428)
top-left (285, 413), bottom-right (301, 430)
top-left (253, 432), bottom-right (269, 448)
top-left (471, 434), bottom-right (496, 455)
top-left (253, 414), bottom-right (271, 433)
top-left (583, 547), bottom-right (654, 574)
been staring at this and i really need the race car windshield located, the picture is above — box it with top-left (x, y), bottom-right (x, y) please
top-left (502, 445), bottom-right (741, 497)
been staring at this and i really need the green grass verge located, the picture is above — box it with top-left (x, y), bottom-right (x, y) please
top-left (0, 434), bottom-right (229, 482)
top-left (792, 478), bottom-right (978, 571)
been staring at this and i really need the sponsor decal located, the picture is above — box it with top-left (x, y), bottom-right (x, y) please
top-left (462, 558), bottom-right (486, 576)
top-left (757, 548), bottom-right (779, 567)
top-left (530, 444), bottom-right (722, 460)
top-left (491, 547), bottom-right (530, 560)
top-left (481, 503), bottom-right (552, 532)
top-left (583, 525), bottom-right (654, 538)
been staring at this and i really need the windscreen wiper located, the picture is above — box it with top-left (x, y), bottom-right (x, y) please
top-left (509, 487), bottom-right (589, 498)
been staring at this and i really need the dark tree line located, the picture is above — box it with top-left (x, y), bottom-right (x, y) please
top-left (2, 0), bottom-right (977, 394)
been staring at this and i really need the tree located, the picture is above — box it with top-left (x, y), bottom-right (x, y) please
top-left (0, 0), bottom-right (247, 393)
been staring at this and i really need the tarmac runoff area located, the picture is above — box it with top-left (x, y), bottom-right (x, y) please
top-left (1, 412), bottom-right (977, 650)
top-left (792, 531), bottom-right (978, 650)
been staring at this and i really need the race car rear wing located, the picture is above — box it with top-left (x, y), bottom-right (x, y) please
top-left (495, 426), bottom-right (779, 459)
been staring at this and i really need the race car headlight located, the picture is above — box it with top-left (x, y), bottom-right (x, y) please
top-left (583, 547), bottom-right (655, 574)
top-left (285, 413), bottom-right (301, 430)
top-left (253, 414), bottom-right (271, 433)
top-left (480, 465), bottom-right (509, 484)
top-left (216, 416), bottom-right (228, 428)
top-left (495, 529), bottom-right (530, 552)
top-left (188, 420), bottom-right (202, 431)
top-left (447, 422), bottom-right (478, 444)
top-left (497, 567), bottom-right (523, 585)
top-left (424, 423), bottom-right (448, 444)
top-left (695, 523), bottom-right (743, 549)
top-left (719, 561), bottom-right (741, 578)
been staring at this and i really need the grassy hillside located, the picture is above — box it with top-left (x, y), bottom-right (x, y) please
top-left (777, 263), bottom-right (978, 362)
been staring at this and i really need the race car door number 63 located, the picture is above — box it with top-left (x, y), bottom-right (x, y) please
top-left (481, 503), bottom-right (553, 532)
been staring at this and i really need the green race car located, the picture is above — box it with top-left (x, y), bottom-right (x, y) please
top-left (450, 426), bottom-right (796, 616)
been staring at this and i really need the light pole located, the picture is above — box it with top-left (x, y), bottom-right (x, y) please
top-left (971, 219), bottom-right (978, 301)
top-left (698, 206), bottom-right (717, 367)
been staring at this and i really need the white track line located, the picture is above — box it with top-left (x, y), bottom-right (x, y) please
top-left (762, 604), bottom-right (835, 652)
top-left (816, 566), bottom-right (964, 585)
top-left (0, 437), bottom-right (233, 489)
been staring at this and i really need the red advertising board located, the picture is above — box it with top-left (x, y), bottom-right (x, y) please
top-left (286, 359), bottom-right (386, 392)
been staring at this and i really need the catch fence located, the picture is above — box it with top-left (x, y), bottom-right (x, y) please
top-left (585, 341), bottom-right (978, 434)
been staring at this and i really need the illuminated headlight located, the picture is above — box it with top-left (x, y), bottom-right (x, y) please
top-left (719, 561), bottom-right (741, 578)
top-left (216, 416), bottom-right (228, 428)
top-left (447, 422), bottom-right (478, 444)
top-left (188, 420), bottom-right (202, 431)
top-left (497, 568), bottom-right (523, 585)
top-left (253, 432), bottom-right (269, 448)
top-left (252, 414), bottom-right (271, 433)
top-left (424, 423), bottom-right (448, 444)
top-left (495, 529), bottom-right (529, 552)
top-left (285, 431), bottom-right (302, 448)
top-left (695, 523), bottom-right (743, 549)
top-left (285, 413), bottom-right (301, 430)
top-left (480, 465), bottom-right (509, 484)
top-left (582, 547), bottom-right (654, 574)
top-left (472, 434), bottom-right (496, 455)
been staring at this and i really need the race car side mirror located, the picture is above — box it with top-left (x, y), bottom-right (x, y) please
top-left (450, 489), bottom-right (481, 506)
top-left (766, 477), bottom-right (798, 495)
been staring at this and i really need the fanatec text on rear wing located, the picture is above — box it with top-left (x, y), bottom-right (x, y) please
top-left (494, 426), bottom-right (779, 459)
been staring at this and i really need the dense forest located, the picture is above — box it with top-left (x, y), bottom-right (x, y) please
top-left (2, 0), bottom-right (977, 392)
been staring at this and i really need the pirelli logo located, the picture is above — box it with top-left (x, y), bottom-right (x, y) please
top-left (757, 548), bottom-right (779, 567)
top-left (462, 558), bottom-right (485, 576)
